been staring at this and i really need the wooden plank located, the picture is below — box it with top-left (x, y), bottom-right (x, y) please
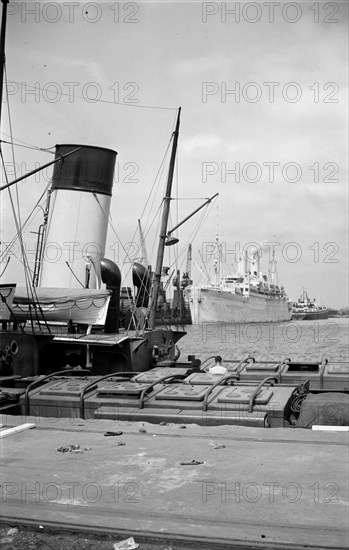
top-left (312, 425), bottom-right (349, 432)
top-left (0, 423), bottom-right (36, 438)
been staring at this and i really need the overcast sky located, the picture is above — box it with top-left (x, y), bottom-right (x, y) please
top-left (1, 1), bottom-right (348, 308)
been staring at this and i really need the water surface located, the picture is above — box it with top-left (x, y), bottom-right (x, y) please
top-left (177, 318), bottom-right (349, 363)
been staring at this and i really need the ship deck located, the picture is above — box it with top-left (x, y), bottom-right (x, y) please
top-left (0, 415), bottom-right (348, 549)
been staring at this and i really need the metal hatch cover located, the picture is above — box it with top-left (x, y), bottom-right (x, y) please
top-left (39, 379), bottom-right (97, 397)
top-left (285, 363), bottom-right (320, 373)
top-left (185, 373), bottom-right (232, 385)
top-left (133, 368), bottom-right (188, 384)
top-left (96, 382), bottom-right (150, 396)
top-left (245, 363), bottom-right (280, 372)
top-left (155, 384), bottom-right (212, 401)
top-left (327, 364), bottom-right (349, 375)
top-left (217, 387), bottom-right (273, 404)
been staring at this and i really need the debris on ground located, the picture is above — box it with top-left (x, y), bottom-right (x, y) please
top-left (0, 536), bottom-right (14, 544)
top-left (179, 425), bottom-right (186, 429)
top-left (56, 444), bottom-right (92, 453)
top-left (209, 440), bottom-right (226, 449)
top-left (0, 524), bottom-right (218, 549)
top-left (139, 424), bottom-right (147, 433)
top-left (113, 440), bottom-right (126, 446)
top-left (179, 459), bottom-right (204, 465)
top-left (113, 536), bottom-right (139, 549)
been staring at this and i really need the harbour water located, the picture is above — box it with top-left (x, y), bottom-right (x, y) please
top-left (177, 318), bottom-right (349, 363)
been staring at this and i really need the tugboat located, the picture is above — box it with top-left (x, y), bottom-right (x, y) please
top-left (292, 290), bottom-right (329, 320)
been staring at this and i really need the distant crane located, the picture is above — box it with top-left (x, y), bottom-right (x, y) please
top-left (138, 219), bottom-right (149, 266)
top-left (181, 243), bottom-right (192, 288)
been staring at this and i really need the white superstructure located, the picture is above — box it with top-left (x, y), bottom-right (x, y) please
top-left (184, 241), bottom-right (291, 324)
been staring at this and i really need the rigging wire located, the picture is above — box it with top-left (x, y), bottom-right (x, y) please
top-left (0, 134), bottom-right (56, 153)
top-left (0, 256), bottom-right (10, 277)
top-left (91, 193), bottom-right (143, 311)
top-left (0, 147), bottom-right (46, 328)
top-left (165, 201), bottom-right (215, 275)
top-left (8, 80), bottom-right (178, 111)
top-left (4, 66), bottom-right (23, 246)
top-left (65, 261), bottom-right (84, 288)
top-left (0, 179), bottom-right (52, 262)
top-left (129, 164), bottom-right (166, 254)
top-left (1, 67), bottom-right (52, 331)
top-left (132, 111), bottom-right (179, 260)
top-left (137, 134), bottom-right (173, 232)
top-left (125, 137), bottom-right (173, 267)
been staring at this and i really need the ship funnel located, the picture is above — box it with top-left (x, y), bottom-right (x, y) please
top-left (39, 144), bottom-right (117, 289)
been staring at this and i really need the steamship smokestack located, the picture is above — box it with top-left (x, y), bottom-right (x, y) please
top-left (39, 144), bottom-right (117, 289)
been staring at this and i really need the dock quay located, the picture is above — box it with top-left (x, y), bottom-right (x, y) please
top-left (0, 414), bottom-right (348, 549)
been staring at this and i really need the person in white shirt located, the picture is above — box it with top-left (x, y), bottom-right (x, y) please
top-left (208, 355), bottom-right (228, 375)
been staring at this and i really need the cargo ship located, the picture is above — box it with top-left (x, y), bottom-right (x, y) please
top-left (184, 238), bottom-right (292, 324)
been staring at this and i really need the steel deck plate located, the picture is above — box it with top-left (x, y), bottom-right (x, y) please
top-left (52, 334), bottom-right (131, 346)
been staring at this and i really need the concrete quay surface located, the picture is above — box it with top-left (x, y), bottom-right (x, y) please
top-left (0, 414), bottom-right (348, 549)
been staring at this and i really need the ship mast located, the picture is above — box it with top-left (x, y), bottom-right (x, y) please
top-left (270, 245), bottom-right (276, 284)
top-left (148, 108), bottom-right (181, 328)
top-left (214, 233), bottom-right (220, 287)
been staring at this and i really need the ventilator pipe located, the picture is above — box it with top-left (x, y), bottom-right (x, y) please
top-left (101, 258), bottom-right (121, 333)
top-left (132, 262), bottom-right (151, 307)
